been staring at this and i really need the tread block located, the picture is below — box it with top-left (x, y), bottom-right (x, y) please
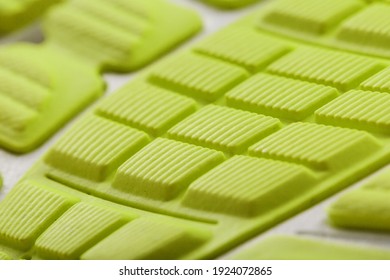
top-left (361, 66), bottom-right (390, 93)
top-left (315, 90), bottom-right (390, 134)
top-left (168, 105), bottom-right (281, 154)
top-left (113, 138), bottom-right (225, 201)
top-left (96, 83), bottom-right (197, 136)
top-left (230, 235), bottom-right (390, 260)
top-left (249, 122), bottom-right (381, 170)
top-left (0, 95), bottom-right (38, 133)
top-left (35, 203), bottom-right (128, 259)
top-left (0, 182), bottom-right (76, 250)
top-left (226, 73), bottom-right (339, 120)
top-left (337, 4), bottom-right (390, 50)
top-left (82, 219), bottom-right (209, 260)
top-left (44, 0), bottom-right (202, 71)
top-left (182, 156), bottom-right (314, 217)
top-left (267, 47), bottom-right (383, 91)
top-left (194, 27), bottom-right (290, 72)
top-left (329, 170), bottom-right (390, 231)
top-left (149, 53), bottom-right (249, 101)
top-left (261, 0), bottom-right (363, 35)
top-left (45, 116), bottom-right (150, 182)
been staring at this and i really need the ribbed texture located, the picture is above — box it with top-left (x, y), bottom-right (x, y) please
top-left (183, 156), bottom-right (314, 216)
top-left (226, 73), bottom-right (339, 120)
top-left (149, 53), bottom-right (249, 101)
top-left (0, 182), bottom-right (74, 250)
top-left (35, 203), bottom-right (126, 260)
top-left (45, 116), bottom-right (150, 182)
top-left (262, 0), bottom-right (363, 34)
top-left (113, 138), bottom-right (225, 201)
top-left (97, 82), bottom-right (197, 136)
top-left (201, 0), bottom-right (260, 9)
top-left (268, 47), bottom-right (383, 91)
top-left (0, 95), bottom-right (37, 132)
top-left (195, 27), bottom-right (289, 72)
top-left (249, 122), bottom-right (380, 170)
top-left (168, 104), bottom-right (281, 154)
top-left (45, 0), bottom-right (148, 64)
top-left (0, 66), bottom-right (49, 110)
top-left (337, 4), bottom-right (390, 49)
top-left (315, 90), bottom-right (390, 134)
top-left (82, 219), bottom-right (207, 260)
top-left (0, 52), bottom-right (50, 87)
top-left (361, 66), bottom-right (390, 93)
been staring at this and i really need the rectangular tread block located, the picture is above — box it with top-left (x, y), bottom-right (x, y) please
top-left (96, 82), bottom-right (197, 136)
top-left (168, 105), bottom-right (281, 154)
top-left (267, 47), bottom-right (383, 91)
top-left (182, 156), bottom-right (315, 217)
top-left (0, 182), bottom-right (76, 250)
top-left (113, 138), bottom-right (225, 201)
top-left (329, 170), bottom-right (390, 231)
top-left (44, 0), bottom-right (202, 71)
top-left (35, 203), bottom-right (128, 260)
top-left (45, 116), bottom-right (150, 182)
top-left (337, 4), bottom-right (390, 51)
top-left (194, 27), bottom-right (290, 72)
top-left (82, 219), bottom-right (209, 260)
top-left (230, 235), bottom-right (390, 260)
top-left (149, 53), bottom-right (249, 101)
top-left (249, 122), bottom-right (381, 170)
top-left (361, 66), bottom-right (390, 93)
top-left (315, 90), bottom-right (390, 134)
top-left (226, 73), bottom-right (339, 120)
top-left (260, 0), bottom-right (363, 35)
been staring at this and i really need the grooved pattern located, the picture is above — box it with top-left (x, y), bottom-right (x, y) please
top-left (0, 182), bottom-right (75, 250)
top-left (113, 138), bottom-right (225, 201)
top-left (337, 4), bottom-right (390, 50)
top-left (168, 104), bottom-right (281, 154)
top-left (45, 116), bottom-right (150, 182)
top-left (149, 53), bottom-right (249, 101)
top-left (226, 73), bottom-right (339, 120)
top-left (268, 48), bottom-right (383, 91)
top-left (315, 90), bottom-right (390, 134)
top-left (361, 66), bottom-right (390, 93)
top-left (183, 156), bottom-right (314, 216)
top-left (97, 82), bottom-right (197, 136)
top-left (249, 122), bottom-right (381, 170)
top-left (35, 203), bottom-right (127, 260)
top-left (0, 95), bottom-right (37, 132)
top-left (195, 27), bottom-right (290, 72)
top-left (82, 219), bottom-right (208, 260)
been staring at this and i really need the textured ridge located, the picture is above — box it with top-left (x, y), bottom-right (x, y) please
top-left (226, 73), bottom-right (339, 120)
top-left (361, 66), bottom-right (390, 93)
top-left (82, 219), bottom-right (209, 260)
top-left (195, 27), bottom-right (290, 72)
top-left (315, 90), bottom-right (390, 134)
top-left (268, 48), bottom-right (383, 91)
top-left (149, 53), bottom-right (249, 101)
top-left (0, 182), bottom-right (76, 250)
top-left (0, 95), bottom-right (37, 132)
top-left (261, 0), bottom-right (363, 35)
top-left (45, 116), bottom-right (150, 182)
top-left (35, 203), bottom-right (128, 259)
top-left (249, 122), bottom-right (381, 170)
top-left (0, 251), bottom-right (11, 260)
top-left (113, 138), bottom-right (225, 201)
top-left (168, 104), bottom-right (281, 154)
top-left (183, 156), bottom-right (314, 216)
top-left (97, 83), bottom-right (197, 136)
top-left (337, 4), bottom-right (390, 50)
